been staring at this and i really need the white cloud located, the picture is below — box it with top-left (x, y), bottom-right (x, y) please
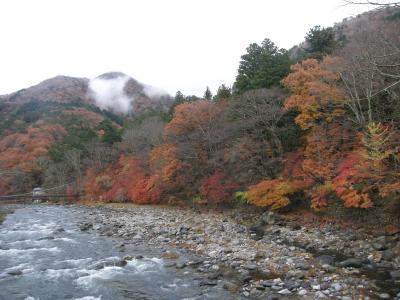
top-left (142, 84), bottom-right (168, 99)
top-left (88, 75), bottom-right (132, 114)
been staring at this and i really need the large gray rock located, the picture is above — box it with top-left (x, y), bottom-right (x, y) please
top-left (7, 270), bottom-right (22, 276)
top-left (115, 259), bottom-right (127, 267)
top-left (390, 270), bottom-right (400, 280)
top-left (222, 281), bottom-right (239, 292)
top-left (286, 270), bottom-right (305, 279)
top-left (261, 211), bottom-right (276, 225)
top-left (176, 261), bottom-right (186, 269)
top-left (315, 255), bottom-right (335, 265)
top-left (79, 222), bottom-right (93, 231)
top-left (340, 258), bottom-right (363, 268)
top-left (372, 236), bottom-right (388, 251)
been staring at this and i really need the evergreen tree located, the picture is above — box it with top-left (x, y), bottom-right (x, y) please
top-left (99, 119), bottom-right (121, 144)
top-left (174, 91), bottom-right (185, 105)
top-left (214, 84), bottom-right (232, 101)
top-left (304, 26), bottom-right (337, 59)
top-left (233, 38), bottom-right (291, 95)
top-left (204, 86), bottom-right (213, 100)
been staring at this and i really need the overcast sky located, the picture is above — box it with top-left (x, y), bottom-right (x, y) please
top-left (0, 0), bottom-right (371, 97)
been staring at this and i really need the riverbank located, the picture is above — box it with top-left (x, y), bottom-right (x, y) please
top-left (75, 203), bottom-right (400, 299)
top-left (0, 213), bottom-right (5, 224)
top-left (0, 204), bottom-right (14, 224)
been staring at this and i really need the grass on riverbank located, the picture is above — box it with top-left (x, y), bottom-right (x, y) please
top-left (0, 204), bottom-right (16, 224)
top-left (0, 212), bottom-right (7, 224)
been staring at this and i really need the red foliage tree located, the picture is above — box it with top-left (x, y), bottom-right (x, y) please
top-left (199, 170), bottom-right (239, 204)
top-left (332, 152), bottom-right (373, 208)
top-left (84, 154), bottom-right (163, 204)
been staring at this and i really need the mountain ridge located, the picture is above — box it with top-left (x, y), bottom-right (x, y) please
top-left (0, 72), bottom-right (173, 116)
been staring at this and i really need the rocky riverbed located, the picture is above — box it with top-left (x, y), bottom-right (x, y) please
top-left (76, 204), bottom-right (400, 300)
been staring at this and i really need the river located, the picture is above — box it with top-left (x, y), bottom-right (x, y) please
top-left (0, 205), bottom-right (233, 300)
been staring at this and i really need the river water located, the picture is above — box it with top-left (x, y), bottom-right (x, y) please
top-left (0, 205), bottom-right (232, 300)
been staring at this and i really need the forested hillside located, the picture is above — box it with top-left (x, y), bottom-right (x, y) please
top-left (1, 5), bottom-right (399, 225)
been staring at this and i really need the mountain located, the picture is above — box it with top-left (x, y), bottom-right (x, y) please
top-left (0, 72), bottom-right (174, 195)
top-left (0, 72), bottom-right (173, 116)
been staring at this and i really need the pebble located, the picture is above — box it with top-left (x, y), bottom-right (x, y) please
top-left (286, 270), bottom-right (305, 279)
top-left (273, 278), bottom-right (282, 284)
top-left (296, 262), bottom-right (311, 270)
top-left (223, 281), bottom-right (239, 292)
top-left (164, 262), bottom-right (176, 267)
top-left (79, 205), bottom-right (400, 300)
top-left (312, 284), bottom-right (321, 290)
top-left (199, 279), bottom-right (217, 286)
top-left (115, 259), bottom-right (127, 267)
top-left (176, 261), bottom-right (186, 269)
top-left (390, 270), bottom-right (400, 280)
top-left (277, 288), bottom-right (291, 295)
top-left (322, 264), bottom-right (336, 273)
top-left (7, 270), bottom-right (22, 276)
top-left (298, 288), bottom-right (307, 296)
top-left (315, 255), bottom-right (334, 265)
top-left (315, 291), bottom-right (327, 298)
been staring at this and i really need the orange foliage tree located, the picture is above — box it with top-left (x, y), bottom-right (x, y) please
top-left (84, 168), bottom-right (111, 200)
top-left (149, 144), bottom-right (190, 199)
top-left (165, 100), bottom-right (226, 136)
top-left (247, 179), bottom-right (306, 210)
top-left (165, 100), bottom-right (228, 161)
top-left (282, 57), bottom-right (344, 130)
top-left (0, 124), bottom-right (65, 171)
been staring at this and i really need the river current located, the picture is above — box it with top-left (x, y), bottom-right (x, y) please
top-left (0, 205), bottom-right (232, 300)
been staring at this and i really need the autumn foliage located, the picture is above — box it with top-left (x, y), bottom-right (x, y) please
top-left (245, 56), bottom-right (399, 212)
top-left (282, 57), bottom-right (344, 130)
top-left (247, 178), bottom-right (311, 210)
top-left (165, 100), bottom-right (226, 136)
top-left (84, 155), bottom-right (162, 204)
top-left (199, 170), bottom-right (239, 203)
top-left (0, 124), bottom-right (65, 171)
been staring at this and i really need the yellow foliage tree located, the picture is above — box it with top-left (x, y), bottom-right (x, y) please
top-left (362, 122), bottom-right (393, 171)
